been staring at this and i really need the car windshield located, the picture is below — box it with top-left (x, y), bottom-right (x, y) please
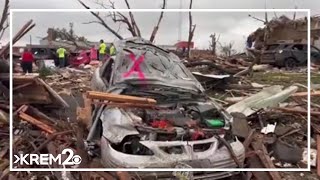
top-left (114, 44), bottom-right (197, 80)
top-left (110, 41), bottom-right (204, 93)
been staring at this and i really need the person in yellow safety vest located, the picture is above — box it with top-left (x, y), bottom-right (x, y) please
top-left (99, 39), bottom-right (107, 61)
top-left (110, 43), bottom-right (116, 56)
top-left (56, 47), bottom-right (67, 68)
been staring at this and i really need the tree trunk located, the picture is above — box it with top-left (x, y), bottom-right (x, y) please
top-left (187, 0), bottom-right (194, 58)
top-left (149, 0), bottom-right (166, 43)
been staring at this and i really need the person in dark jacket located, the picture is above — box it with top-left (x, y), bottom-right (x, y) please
top-left (21, 48), bottom-right (34, 74)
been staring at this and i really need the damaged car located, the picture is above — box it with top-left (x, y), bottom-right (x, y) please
top-left (260, 43), bottom-right (320, 69)
top-left (87, 38), bottom-right (245, 178)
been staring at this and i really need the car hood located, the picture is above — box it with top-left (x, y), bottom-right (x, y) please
top-left (112, 76), bottom-right (204, 94)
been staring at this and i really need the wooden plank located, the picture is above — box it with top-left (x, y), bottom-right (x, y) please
top-left (87, 91), bottom-right (157, 104)
top-left (317, 135), bottom-right (320, 177)
top-left (13, 82), bottom-right (33, 91)
top-left (30, 130), bottom-right (73, 154)
top-left (292, 91), bottom-right (320, 97)
top-left (93, 101), bottom-right (156, 108)
top-left (277, 107), bottom-right (320, 116)
top-left (77, 95), bottom-right (92, 128)
top-left (19, 112), bottom-right (56, 134)
top-left (243, 129), bottom-right (255, 151)
top-left (13, 105), bottom-right (28, 117)
top-left (28, 106), bottom-right (57, 124)
top-left (36, 78), bottom-right (69, 108)
top-left (252, 141), bottom-right (282, 180)
top-left (248, 156), bottom-right (272, 180)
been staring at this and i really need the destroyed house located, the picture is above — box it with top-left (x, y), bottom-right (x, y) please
top-left (252, 15), bottom-right (320, 49)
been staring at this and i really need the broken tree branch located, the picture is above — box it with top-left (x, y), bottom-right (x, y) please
top-left (0, 0), bottom-right (9, 41)
top-left (77, 0), bottom-right (123, 40)
top-left (149, 0), bottom-right (166, 42)
top-left (124, 0), bottom-right (141, 37)
top-left (0, 20), bottom-right (35, 58)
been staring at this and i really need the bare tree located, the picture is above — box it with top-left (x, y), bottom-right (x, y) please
top-left (0, 0), bottom-right (9, 41)
top-left (187, 0), bottom-right (196, 58)
top-left (102, 0), bottom-right (141, 37)
top-left (209, 33), bottom-right (220, 55)
top-left (149, 0), bottom-right (166, 43)
top-left (79, 0), bottom-right (167, 42)
top-left (220, 42), bottom-right (237, 57)
top-left (78, 0), bottom-right (123, 40)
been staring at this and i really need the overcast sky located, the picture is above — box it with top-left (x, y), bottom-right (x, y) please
top-left (1, 0), bottom-right (318, 52)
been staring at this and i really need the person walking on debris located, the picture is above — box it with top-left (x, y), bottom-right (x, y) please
top-left (21, 48), bottom-right (34, 74)
top-left (99, 39), bottom-right (107, 61)
top-left (56, 47), bottom-right (67, 68)
top-left (110, 43), bottom-right (116, 56)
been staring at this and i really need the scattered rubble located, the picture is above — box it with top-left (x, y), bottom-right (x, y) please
top-left (0, 17), bottom-right (318, 179)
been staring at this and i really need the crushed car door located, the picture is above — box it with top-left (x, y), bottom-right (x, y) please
top-left (311, 46), bottom-right (320, 63)
top-left (291, 44), bottom-right (307, 64)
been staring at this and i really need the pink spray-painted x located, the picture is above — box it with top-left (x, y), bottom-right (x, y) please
top-left (123, 53), bottom-right (145, 80)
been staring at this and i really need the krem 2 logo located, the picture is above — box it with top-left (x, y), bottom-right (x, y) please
top-left (14, 148), bottom-right (82, 166)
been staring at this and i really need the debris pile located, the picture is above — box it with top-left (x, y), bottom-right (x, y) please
top-left (3, 35), bottom-right (317, 180)
top-left (0, 75), bottom-right (9, 180)
top-left (0, 70), bottom-right (135, 179)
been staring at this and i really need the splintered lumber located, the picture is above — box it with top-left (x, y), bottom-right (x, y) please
top-left (94, 102), bottom-right (156, 108)
top-left (317, 135), bottom-right (320, 177)
top-left (243, 129), bottom-right (255, 151)
top-left (292, 91), bottom-right (320, 97)
top-left (19, 112), bottom-right (56, 134)
top-left (31, 130), bottom-right (73, 154)
top-left (277, 107), bottom-right (320, 116)
top-left (77, 95), bottom-right (92, 128)
top-left (13, 82), bottom-right (33, 91)
top-left (0, 20), bottom-right (35, 57)
top-left (87, 91), bottom-right (157, 104)
top-left (28, 106), bottom-right (57, 124)
top-left (36, 78), bottom-right (69, 108)
top-left (252, 141), bottom-right (282, 180)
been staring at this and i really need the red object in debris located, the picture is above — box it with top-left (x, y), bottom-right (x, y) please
top-left (191, 130), bottom-right (205, 140)
top-left (175, 41), bottom-right (194, 49)
top-left (151, 120), bottom-right (170, 129)
top-left (69, 50), bottom-right (91, 66)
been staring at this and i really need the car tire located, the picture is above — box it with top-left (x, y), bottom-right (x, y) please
top-left (284, 57), bottom-right (298, 70)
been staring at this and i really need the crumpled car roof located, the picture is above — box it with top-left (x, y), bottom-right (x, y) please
top-left (110, 38), bottom-right (204, 93)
